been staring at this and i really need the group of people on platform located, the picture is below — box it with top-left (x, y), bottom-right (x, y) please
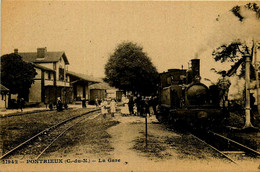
top-left (97, 94), bottom-right (158, 118)
top-left (100, 98), bottom-right (117, 118)
top-left (121, 94), bottom-right (158, 117)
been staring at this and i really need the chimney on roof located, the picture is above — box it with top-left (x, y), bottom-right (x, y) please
top-left (37, 47), bottom-right (47, 58)
top-left (14, 49), bottom-right (18, 54)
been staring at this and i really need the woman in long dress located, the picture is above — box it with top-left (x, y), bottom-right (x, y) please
top-left (121, 95), bottom-right (130, 116)
top-left (100, 99), bottom-right (108, 118)
top-left (110, 99), bottom-right (117, 117)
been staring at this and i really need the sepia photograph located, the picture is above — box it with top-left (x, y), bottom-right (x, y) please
top-left (1, 1), bottom-right (260, 171)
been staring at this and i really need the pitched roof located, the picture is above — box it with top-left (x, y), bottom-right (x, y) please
top-left (89, 82), bottom-right (116, 90)
top-left (18, 51), bottom-right (69, 64)
top-left (32, 63), bottom-right (55, 72)
top-left (0, 84), bottom-right (9, 92)
top-left (66, 71), bottom-right (102, 83)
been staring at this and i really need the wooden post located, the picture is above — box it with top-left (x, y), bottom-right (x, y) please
top-left (145, 114), bottom-right (148, 148)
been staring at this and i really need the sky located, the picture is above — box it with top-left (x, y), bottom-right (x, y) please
top-left (1, 1), bottom-right (260, 87)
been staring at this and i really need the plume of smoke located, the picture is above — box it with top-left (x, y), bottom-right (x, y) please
top-left (229, 74), bottom-right (245, 100)
top-left (193, 3), bottom-right (260, 61)
top-left (214, 4), bottom-right (260, 100)
top-left (194, 47), bottom-right (208, 59)
top-left (196, 3), bottom-right (260, 91)
top-left (208, 4), bottom-right (260, 48)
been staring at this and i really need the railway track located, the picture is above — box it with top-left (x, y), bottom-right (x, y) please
top-left (190, 130), bottom-right (260, 165)
top-left (0, 109), bottom-right (100, 160)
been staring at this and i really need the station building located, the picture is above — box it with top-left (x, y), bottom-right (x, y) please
top-left (0, 84), bottom-right (9, 110)
top-left (14, 47), bottom-right (101, 105)
top-left (66, 71), bottom-right (101, 101)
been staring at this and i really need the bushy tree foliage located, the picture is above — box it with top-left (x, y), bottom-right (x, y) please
top-left (1, 53), bottom-right (37, 100)
top-left (212, 42), bottom-right (256, 79)
top-left (212, 2), bottom-right (260, 78)
top-left (231, 2), bottom-right (260, 22)
top-left (104, 42), bottom-right (159, 95)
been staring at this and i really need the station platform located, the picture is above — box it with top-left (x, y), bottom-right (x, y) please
top-left (0, 104), bottom-right (97, 117)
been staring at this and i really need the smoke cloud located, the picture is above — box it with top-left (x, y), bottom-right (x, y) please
top-left (194, 3), bottom-right (260, 59)
top-left (208, 4), bottom-right (260, 48)
top-left (198, 3), bottom-right (260, 100)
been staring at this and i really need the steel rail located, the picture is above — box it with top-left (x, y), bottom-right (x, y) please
top-left (0, 109), bottom-right (99, 160)
top-left (208, 130), bottom-right (260, 157)
top-left (35, 112), bottom-right (101, 160)
top-left (190, 134), bottom-right (238, 165)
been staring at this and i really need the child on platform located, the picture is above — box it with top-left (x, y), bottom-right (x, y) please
top-left (110, 99), bottom-right (117, 117)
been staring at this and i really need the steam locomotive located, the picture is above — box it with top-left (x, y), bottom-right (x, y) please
top-left (156, 59), bottom-right (228, 128)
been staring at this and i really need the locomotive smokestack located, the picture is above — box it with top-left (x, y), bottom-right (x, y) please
top-left (191, 59), bottom-right (200, 79)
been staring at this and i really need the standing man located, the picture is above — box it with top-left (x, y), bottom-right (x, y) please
top-left (151, 96), bottom-right (158, 115)
top-left (57, 97), bottom-right (63, 112)
top-left (82, 98), bottom-right (87, 108)
top-left (217, 71), bottom-right (231, 108)
top-left (20, 98), bottom-right (24, 112)
top-left (135, 94), bottom-right (141, 116)
top-left (144, 97), bottom-right (151, 117)
top-left (95, 96), bottom-right (99, 109)
top-left (140, 96), bottom-right (145, 117)
top-left (128, 95), bottom-right (134, 115)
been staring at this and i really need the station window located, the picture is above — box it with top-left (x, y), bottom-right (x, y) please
top-left (48, 72), bottom-right (51, 80)
top-left (59, 67), bottom-right (64, 81)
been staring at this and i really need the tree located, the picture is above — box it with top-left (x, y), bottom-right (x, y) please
top-left (212, 2), bottom-right (260, 128)
top-left (213, 3), bottom-right (260, 71)
top-left (1, 53), bottom-right (37, 101)
top-left (104, 42), bottom-right (159, 95)
top-left (212, 41), bottom-right (256, 79)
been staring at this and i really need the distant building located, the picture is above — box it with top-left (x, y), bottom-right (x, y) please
top-left (17, 47), bottom-right (71, 104)
top-left (0, 84), bottom-right (9, 110)
top-left (89, 82), bottom-right (117, 102)
top-left (66, 71), bottom-right (101, 101)
top-left (14, 47), bottom-right (101, 105)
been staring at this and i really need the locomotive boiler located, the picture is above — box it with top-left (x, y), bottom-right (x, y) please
top-left (156, 59), bottom-right (228, 128)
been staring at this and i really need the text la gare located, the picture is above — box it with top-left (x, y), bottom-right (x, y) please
top-left (99, 158), bottom-right (120, 163)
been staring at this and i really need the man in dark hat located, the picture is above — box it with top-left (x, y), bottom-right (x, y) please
top-left (135, 94), bottom-right (142, 116)
top-left (82, 98), bottom-right (87, 108)
top-left (217, 71), bottom-right (231, 107)
top-left (19, 97), bottom-right (24, 112)
top-left (128, 95), bottom-right (134, 115)
top-left (57, 97), bottom-right (63, 111)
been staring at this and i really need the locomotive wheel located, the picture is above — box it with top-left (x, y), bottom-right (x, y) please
top-left (156, 113), bottom-right (167, 123)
